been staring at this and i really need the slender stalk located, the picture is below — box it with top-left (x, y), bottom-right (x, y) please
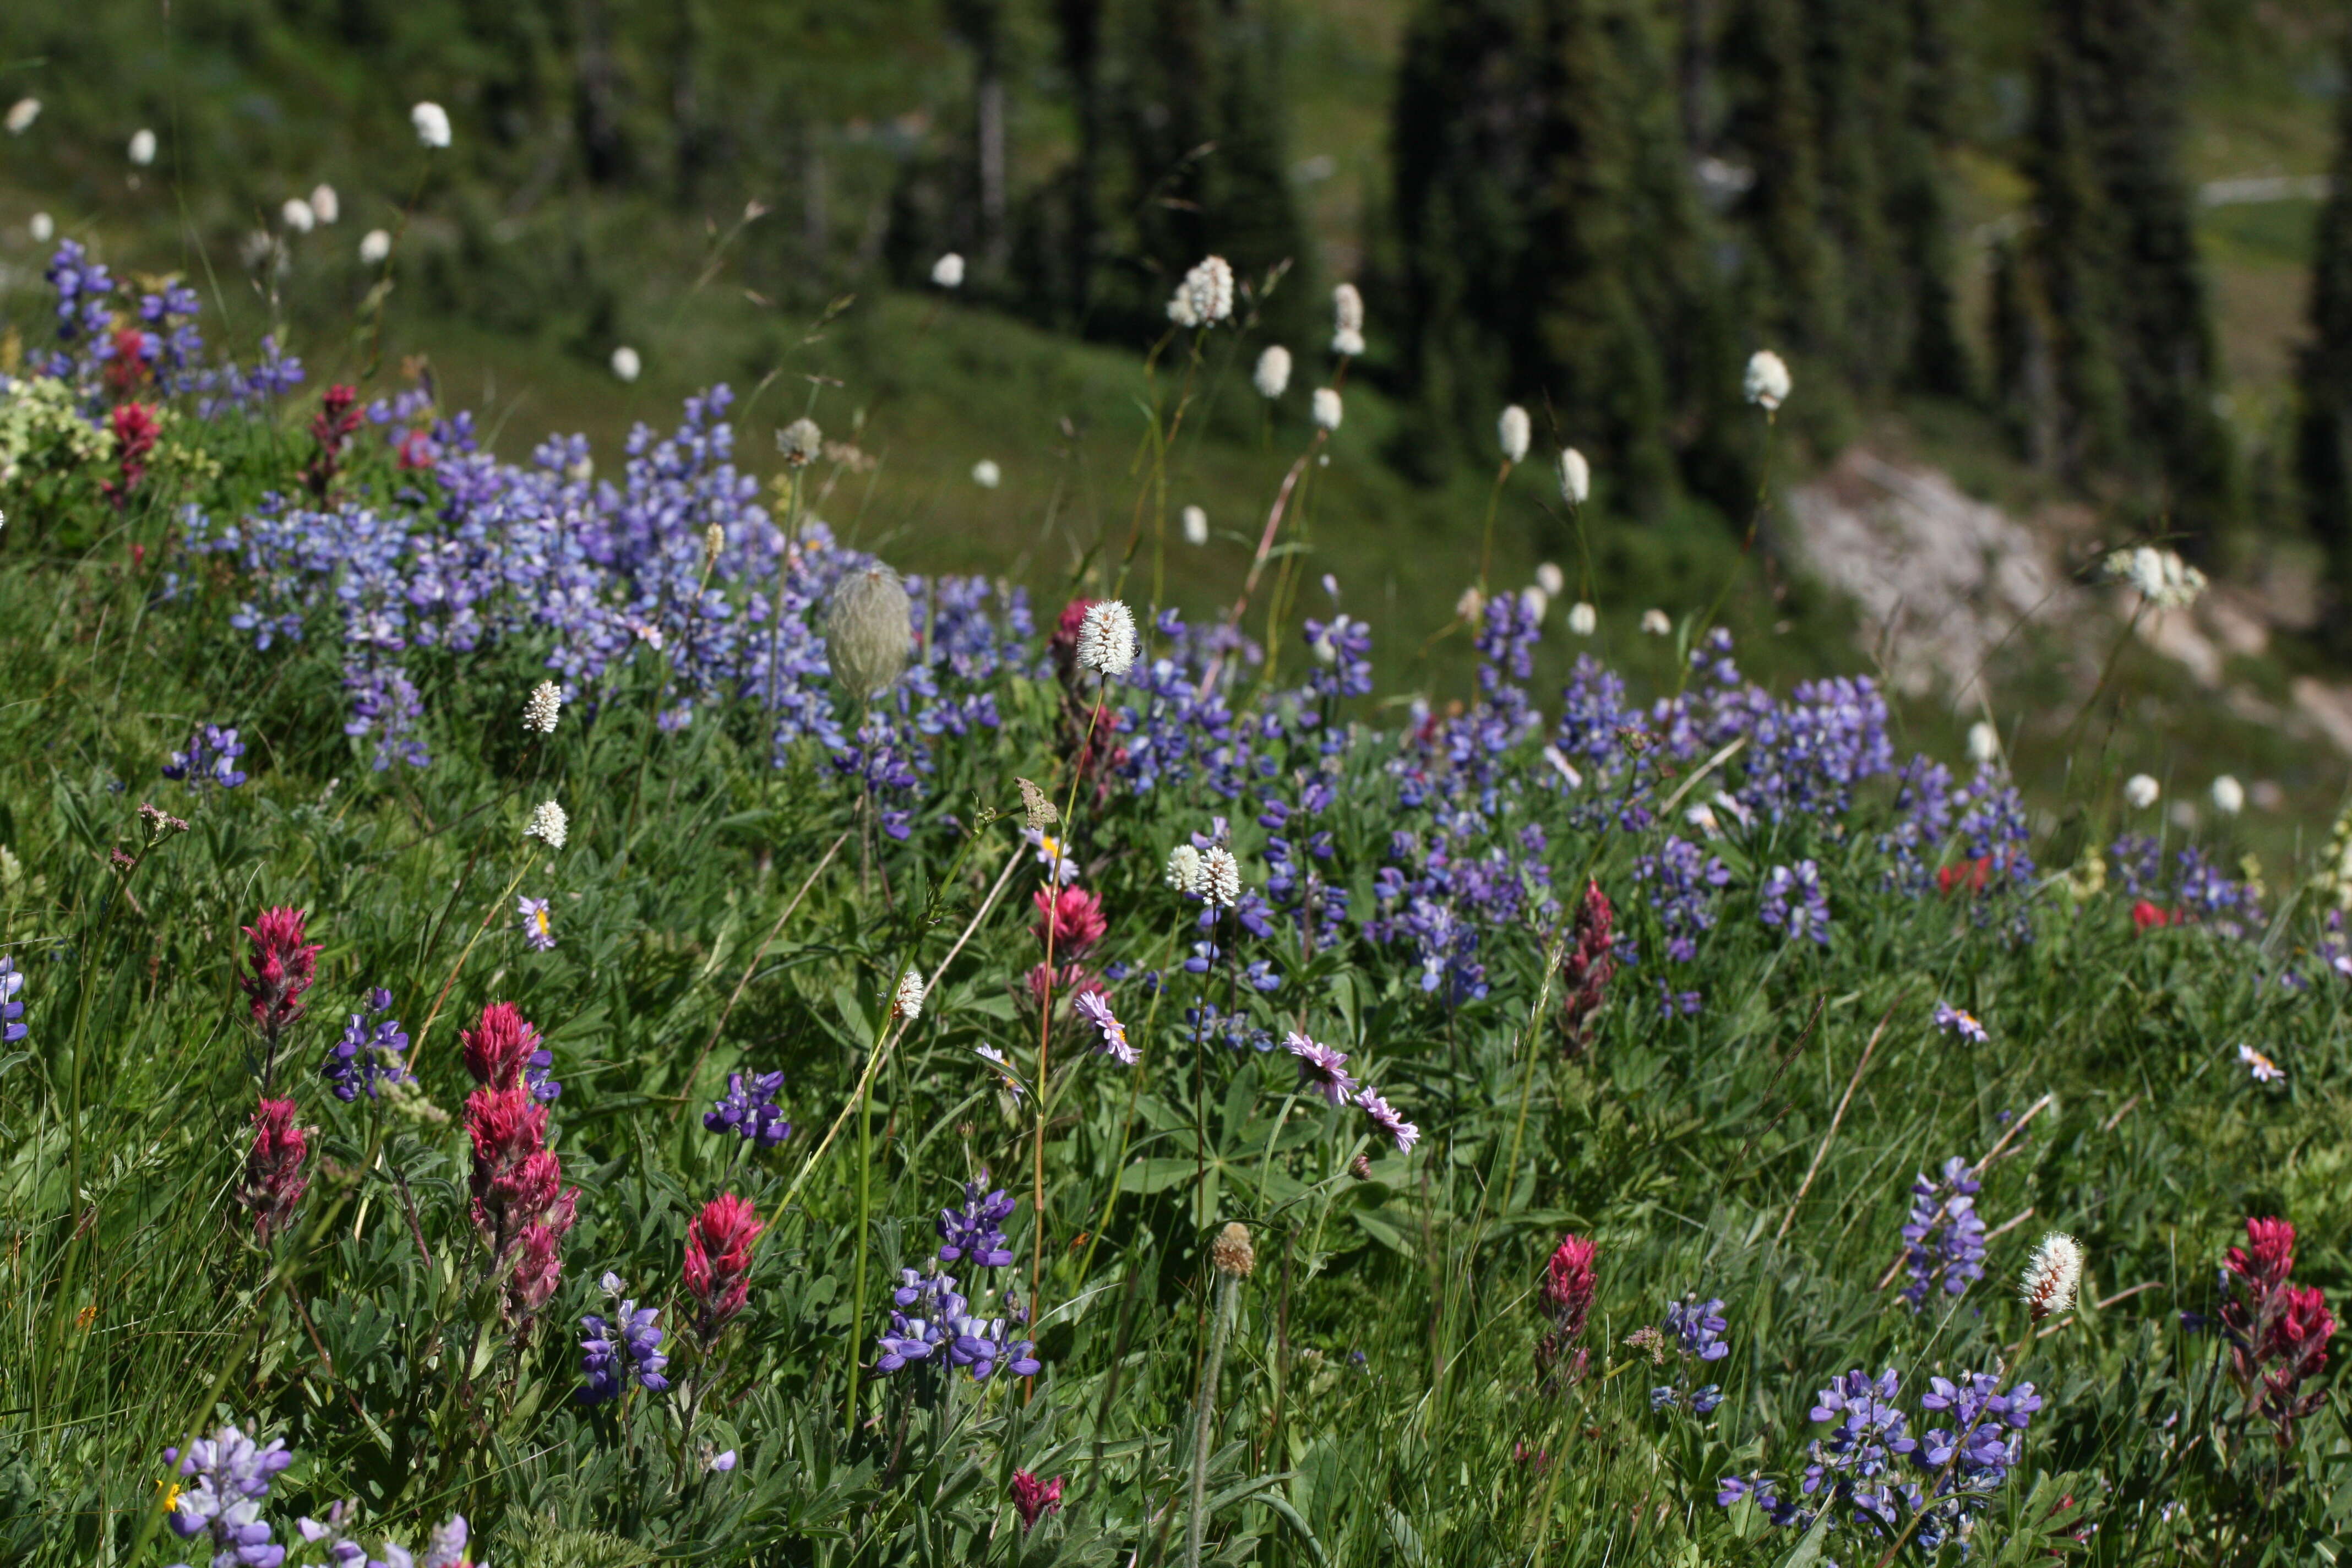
top-left (1184, 1268), bottom-right (1239, 1568)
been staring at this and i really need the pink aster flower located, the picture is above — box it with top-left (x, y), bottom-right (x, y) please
top-left (1353, 1087), bottom-right (1419, 1155)
top-left (1074, 990), bottom-right (1136, 1065)
top-left (1283, 1031), bottom-right (1357, 1106)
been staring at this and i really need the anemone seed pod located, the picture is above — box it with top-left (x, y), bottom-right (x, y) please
top-left (1498, 405), bottom-right (1531, 465)
top-left (825, 565), bottom-right (914, 703)
top-left (1253, 345), bottom-right (1292, 400)
top-left (1744, 350), bottom-right (1792, 412)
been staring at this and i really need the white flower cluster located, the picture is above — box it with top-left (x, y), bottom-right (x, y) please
top-left (1075, 600), bottom-right (1139, 678)
top-left (526, 799), bottom-right (569, 851)
top-left (1744, 350), bottom-right (1792, 412)
top-left (411, 101), bottom-right (452, 150)
top-left (1331, 284), bottom-right (1364, 357)
top-left (1558, 448), bottom-right (1590, 506)
top-left (930, 252), bottom-right (965, 289)
top-left (1253, 345), bottom-right (1292, 400)
top-left (1498, 405), bottom-right (1531, 465)
top-left (1166, 841), bottom-right (1242, 909)
top-left (1166, 255), bottom-right (1234, 328)
top-left (1313, 388), bottom-right (1343, 432)
top-left (522, 680), bottom-right (564, 736)
top-left (2019, 1232), bottom-right (2084, 1321)
top-left (892, 967), bottom-right (928, 1021)
top-left (2102, 545), bottom-right (2207, 610)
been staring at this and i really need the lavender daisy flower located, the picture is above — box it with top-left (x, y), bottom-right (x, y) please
top-left (517, 895), bottom-right (556, 951)
top-left (2237, 1043), bottom-right (2285, 1084)
top-left (1074, 990), bottom-right (1137, 1065)
top-left (974, 1044), bottom-right (1024, 1099)
top-left (1283, 1031), bottom-right (1358, 1106)
top-left (704, 1069), bottom-right (791, 1146)
top-left (1932, 1001), bottom-right (1987, 1044)
top-left (1022, 826), bottom-right (1080, 885)
top-left (1353, 1087), bottom-right (1419, 1155)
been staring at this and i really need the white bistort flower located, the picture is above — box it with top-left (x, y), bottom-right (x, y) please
top-left (1567, 601), bottom-right (1598, 636)
top-left (128, 128), bottom-right (156, 166)
top-left (1744, 350), bottom-right (1792, 412)
top-left (2102, 545), bottom-right (2207, 609)
top-left (1535, 562), bottom-right (1565, 597)
top-left (411, 101), bottom-right (452, 149)
top-left (1074, 600), bottom-right (1139, 678)
top-left (2211, 775), bottom-right (2245, 816)
top-left (1166, 843), bottom-right (1206, 895)
top-left (1559, 447), bottom-right (1591, 506)
top-left (2019, 1232), bottom-right (2084, 1321)
top-left (2124, 774), bottom-right (2160, 810)
top-left (1498, 405), bottom-right (1531, 464)
top-left (526, 799), bottom-right (569, 851)
top-left (1253, 344), bottom-right (1292, 399)
top-left (358, 228), bottom-right (392, 264)
top-left (609, 346), bottom-right (641, 383)
top-left (1166, 255), bottom-right (1235, 328)
top-left (776, 417), bottom-right (823, 467)
top-left (4, 99), bottom-right (40, 135)
top-left (523, 680), bottom-right (563, 736)
top-left (1312, 388), bottom-right (1343, 431)
top-left (1520, 585), bottom-right (1549, 621)
top-left (1641, 608), bottom-right (1673, 636)
top-left (281, 198), bottom-right (317, 234)
top-left (1182, 505), bottom-right (1210, 546)
top-left (28, 213), bottom-right (52, 243)
top-left (892, 968), bottom-right (927, 1021)
top-left (971, 459), bottom-right (1001, 489)
top-left (310, 184), bottom-right (340, 224)
top-left (1967, 722), bottom-right (2000, 764)
top-left (1200, 846), bottom-right (1243, 910)
top-left (1456, 586), bottom-right (1487, 624)
top-left (1331, 282), bottom-right (1364, 356)
top-left (930, 252), bottom-right (965, 288)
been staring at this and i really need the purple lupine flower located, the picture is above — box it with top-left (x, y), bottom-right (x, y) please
top-left (0, 956), bottom-right (26, 1045)
top-left (578, 1300), bottom-right (670, 1402)
top-left (946, 1314), bottom-right (1043, 1381)
top-left (1803, 1369), bottom-right (1921, 1532)
top-left (516, 895), bottom-right (556, 951)
top-left (938, 1179), bottom-right (1017, 1267)
top-left (162, 724), bottom-right (249, 790)
top-left (1634, 836), bottom-right (1730, 963)
top-left (162, 1423), bottom-right (295, 1567)
top-left (1283, 1031), bottom-right (1358, 1106)
top-left (1074, 990), bottom-right (1137, 1065)
top-left (1758, 862), bottom-right (1830, 946)
top-left (1901, 1157), bottom-right (1988, 1309)
top-left (1715, 1472), bottom-right (1803, 1526)
top-left (322, 990), bottom-right (407, 1102)
top-left (1353, 1087), bottom-right (1419, 1155)
top-left (875, 1268), bottom-right (967, 1373)
top-left (704, 1069), bottom-right (792, 1147)
top-left (1908, 1371), bottom-right (2041, 1549)
top-left (1651, 1295), bottom-right (1730, 1415)
top-left (1931, 1001), bottom-right (1988, 1044)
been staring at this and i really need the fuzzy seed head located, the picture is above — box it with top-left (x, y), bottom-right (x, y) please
top-left (523, 680), bottom-right (563, 736)
top-left (1498, 405), bottom-right (1531, 464)
top-left (1211, 1221), bottom-right (1255, 1280)
top-left (128, 128), bottom-right (156, 166)
top-left (526, 799), bottom-right (569, 851)
top-left (825, 565), bottom-right (914, 701)
top-left (1332, 282), bottom-right (1364, 356)
top-left (1312, 388), bottom-right (1343, 431)
top-left (609, 346), bottom-right (641, 383)
top-left (931, 252), bottom-right (966, 288)
top-left (1074, 600), bottom-right (1138, 678)
top-left (1254, 345), bottom-right (1292, 400)
top-left (2124, 774), bottom-right (2160, 809)
top-left (1744, 350), bottom-right (1792, 411)
top-left (1967, 722), bottom-right (1999, 764)
top-left (359, 228), bottom-right (391, 265)
top-left (2211, 775), bottom-right (2245, 817)
top-left (1641, 608), bottom-right (1672, 636)
top-left (1182, 504), bottom-right (1210, 546)
top-left (411, 101), bottom-right (451, 149)
top-left (1567, 601), bottom-right (1598, 636)
top-left (1536, 562), bottom-right (1565, 597)
top-left (777, 417), bottom-right (823, 468)
top-left (2021, 1232), bottom-right (2084, 1321)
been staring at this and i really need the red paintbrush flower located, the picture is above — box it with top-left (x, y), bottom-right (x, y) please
top-left (1010, 1471), bottom-right (1064, 1532)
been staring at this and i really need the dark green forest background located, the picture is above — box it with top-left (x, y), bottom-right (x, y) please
top-left (2, 0), bottom-right (2350, 608)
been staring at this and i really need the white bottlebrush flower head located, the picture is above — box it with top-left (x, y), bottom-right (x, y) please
top-left (2210, 775), bottom-right (2245, 816)
top-left (310, 184), bottom-right (340, 224)
top-left (1498, 405), bottom-right (1531, 464)
top-left (2019, 1232), bottom-right (2084, 1321)
top-left (281, 198), bottom-right (317, 235)
top-left (28, 212), bottom-right (53, 243)
top-left (609, 346), bottom-right (641, 383)
top-left (1182, 504), bottom-right (1210, 546)
top-left (1331, 282), bottom-right (1364, 356)
top-left (523, 680), bottom-right (563, 736)
top-left (1166, 843), bottom-right (1206, 895)
top-left (1558, 447), bottom-right (1591, 507)
top-left (1200, 846), bottom-right (1242, 910)
top-left (1166, 255), bottom-right (1235, 328)
top-left (1075, 600), bottom-right (1139, 678)
top-left (4, 99), bottom-right (40, 135)
top-left (526, 799), bottom-right (569, 851)
top-left (1456, 585), bottom-right (1487, 624)
top-left (1641, 608), bottom-right (1673, 636)
top-left (128, 128), bottom-right (156, 166)
top-left (776, 416), bottom-right (823, 467)
top-left (1253, 344), bottom-right (1293, 400)
top-left (1967, 721), bottom-right (2000, 764)
top-left (1535, 562), bottom-right (1565, 598)
top-left (411, 101), bottom-right (452, 149)
top-left (892, 967), bottom-right (927, 1021)
top-left (1312, 388), bottom-right (1343, 431)
top-left (1519, 585), bottom-right (1549, 622)
top-left (930, 252), bottom-right (965, 288)
top-left (2102, 545), bottom-right (2207, 609)
top-left (971, 459), bottom-right (1002, 489)
top-left (2123, 774), bottom-right (2160, 810)
top-left (358, 228), bottom-right (392, 264)
top-left (1567, 601), bottom-right (1598, 637)
top-left (1744, 350), bottom-right (1792, 411)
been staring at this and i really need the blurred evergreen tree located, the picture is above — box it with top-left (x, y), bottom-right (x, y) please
top-left (1392, 0), bottom-right (1737, 515)
top-left (2296, 23), bottom-right (2352, 616)
top-left (2012, 0), bottom-right (2237, 544)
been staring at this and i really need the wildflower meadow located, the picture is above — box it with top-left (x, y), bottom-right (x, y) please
top-left (2, 186), bottom-right (2350, 1567)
